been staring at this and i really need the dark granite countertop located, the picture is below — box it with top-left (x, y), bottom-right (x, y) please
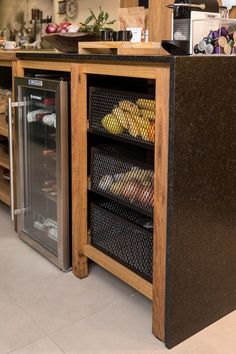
top-left (16, 52), bottom-right (175, 64)
top-left (15, 52), bottom-right (236, 66)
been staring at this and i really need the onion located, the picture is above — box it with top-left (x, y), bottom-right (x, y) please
top-left (45, 23), bottom-right (58, 34)
top-left (58, 26), bottom-right (68, 33)
top-left (67, 24), bottom-right (79, 33)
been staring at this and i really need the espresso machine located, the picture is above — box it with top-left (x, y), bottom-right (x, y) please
top-left (162, 0), bottom-right (220, 54)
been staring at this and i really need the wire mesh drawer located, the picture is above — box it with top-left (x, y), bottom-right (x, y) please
top-left (91, 144), bottom-right (154, 216)
top-left (90, 199), bottom-right (153, 282)
top-left (89, 87), bottom-right (155, 146)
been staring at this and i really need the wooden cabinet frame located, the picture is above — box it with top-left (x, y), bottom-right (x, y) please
top-left (72, 62), bottom-right (170, 342)
top-left (0, 56), bottom-right (18, 207)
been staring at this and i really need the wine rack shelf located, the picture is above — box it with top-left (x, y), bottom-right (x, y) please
top-left (0, 114), bottom-right (8, 137)
top-left (0, 173), bottom-right (10, 206)
top-left (0, 149), bottom-right (9, 169)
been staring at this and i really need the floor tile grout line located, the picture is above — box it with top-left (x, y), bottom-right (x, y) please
top-left (48, 337), bottom-right (67, 354)
top-left (4, 292), bottom-right (50, 338)
top-left (4, 264), bottom-right (138, 339)
top-left (47, 292), bottom-right (139, 339)
top-left (3, 334), bottom-right (46, 354)
top-left (4, 335), bottom-right (66, 354)
top-left (44, 335), bottom-right (67, 354)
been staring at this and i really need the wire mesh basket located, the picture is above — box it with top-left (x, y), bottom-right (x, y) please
top-left (90, 144), bottom-right (154, 216)
top-left (89, 87), bottom-right (156, 146)
top-left (90, 199), bottom-right (153, 282)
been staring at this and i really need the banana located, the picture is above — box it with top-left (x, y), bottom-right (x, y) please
top-left (119, 100), bottom-right (140, 116)
top-left (140, 109), bottom-right (156, 121)
top-left (112, 107), bottom-right (129, 129)
top-left (136, 98), bottom-right (156, 111)
top-left (101, 114), bottom-right (124, 135)
top-left (139, 122), bottom-right (151, 141)
top-left (128, 116), bottom-right (140, 138)
top-left (132, 115), bottom-right (149, 127)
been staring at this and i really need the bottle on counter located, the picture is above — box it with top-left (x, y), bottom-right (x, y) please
top-left (3, 27), bottom-right (11, 40)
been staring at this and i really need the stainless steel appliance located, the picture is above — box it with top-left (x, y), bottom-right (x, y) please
top-left (8, 77), bottom-right (70, 271)
top-left (162, 0), bottom-right (219, 54)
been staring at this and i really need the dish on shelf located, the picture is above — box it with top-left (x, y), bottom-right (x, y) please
top-left (0, 139), bottom-right (9, 153)
top-left (2, 168), bottom-right (10, 181)
top-left (42, 32), bottom-right (101, 53)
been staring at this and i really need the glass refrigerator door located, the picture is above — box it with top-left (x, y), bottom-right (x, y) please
top-left (15, 78), bottom-right (69, 267)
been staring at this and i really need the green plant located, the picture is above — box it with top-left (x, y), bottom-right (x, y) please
top-left (79, 6), bottom-right (116, 32)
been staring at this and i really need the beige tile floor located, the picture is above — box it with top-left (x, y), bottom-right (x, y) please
top-left (0, 202), bottom-right (235, 354)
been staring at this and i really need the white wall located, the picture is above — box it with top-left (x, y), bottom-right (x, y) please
top-left (0, 0), bottom-right (120, 32)
top-left (54, 0), bottom-right (120, 30)
top-left (0, 0), bottom-right (53, 30)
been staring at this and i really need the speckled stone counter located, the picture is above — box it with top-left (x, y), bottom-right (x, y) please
top-left (16, 51), bottom-right (174, 64)
top-left (15, 53), bottom-right (236, 348)
top-left (165, 56), bottom-right (236, 348)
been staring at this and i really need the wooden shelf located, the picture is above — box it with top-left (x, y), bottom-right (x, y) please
top-left (83, 244), bottom-right (153, 300)
top-left (0, 114), bottom-right (8, 137)
top-left (0, 149), bottom-right (9, 169)
top-left (0, 174), bottom-right (10, 206)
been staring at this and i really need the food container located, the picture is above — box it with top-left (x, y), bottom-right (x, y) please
top-left (192, 18), bottom-right (236, 55)
top-left (90, 144), bottom-right (154, 216)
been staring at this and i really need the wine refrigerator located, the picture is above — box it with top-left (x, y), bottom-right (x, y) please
top-left (9, 77), bottom-right (70, 271)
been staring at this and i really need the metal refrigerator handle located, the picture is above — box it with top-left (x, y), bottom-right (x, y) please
top-left (167, 3), bottom-right (206, 10)
top-left (8, 98), bottom-right (28, 221)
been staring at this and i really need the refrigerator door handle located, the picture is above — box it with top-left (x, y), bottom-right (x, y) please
top-left (8, 98), bottom-right (29, 221)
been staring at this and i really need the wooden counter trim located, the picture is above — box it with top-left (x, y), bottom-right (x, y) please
top-left (72, 64), bottom-right (88, 278)
top-left (80, 63), bottom-right (168, 79)
top-left (0, 60), bottom-right (14, 67)
top-left (84, 244), bottom-right (153, 300)
top-left (17, 60), bottom-right (73, 72)
top-left (0, 51), bottom-right (17, 61)
top-left (152, 67), bottom-right (170, 342)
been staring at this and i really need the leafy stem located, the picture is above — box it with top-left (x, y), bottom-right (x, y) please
top-left (79, 7), bottom-right (116, 32)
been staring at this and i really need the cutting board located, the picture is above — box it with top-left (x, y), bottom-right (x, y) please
top-left (78, 41), bottom-right (161, 55)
